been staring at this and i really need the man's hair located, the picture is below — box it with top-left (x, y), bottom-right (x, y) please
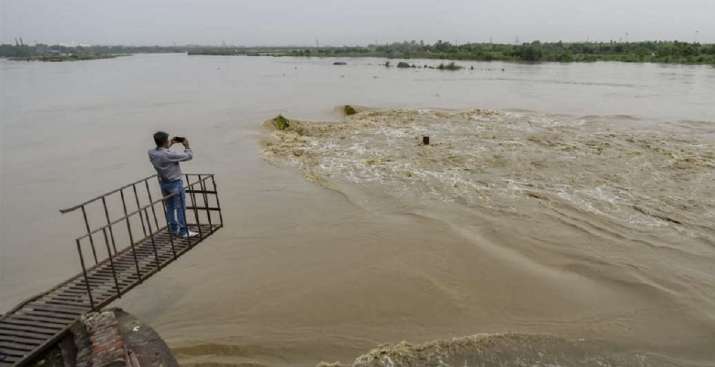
top-left (153, 131), bottom-right (169, 147)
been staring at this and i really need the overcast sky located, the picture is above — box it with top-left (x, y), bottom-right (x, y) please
top-left (2, 0), bottom-right (714, 46)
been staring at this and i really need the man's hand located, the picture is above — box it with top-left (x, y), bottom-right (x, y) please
top-left (182, 138), bottom-right (190, 149)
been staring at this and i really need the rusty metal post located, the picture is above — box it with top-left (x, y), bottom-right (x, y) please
top-left (120, 188), bottom-right (142, 280)
top-left (80, 205), bottom-right (99, 265)
top-left (144, 180), bottom-right (160, 232)
top-left (159, 196), bottom-right (177, 259)
top-left (132, 184), bottom-right (148, 238)
top-left (186, 174), bottom-right (202, 241)
top-left (143, 207), bottom-right (161, 270)
top-left (102, 227), bottom-right (122, 298)
top-left (211, 175), bottom-right (224, 226)
top-left (101, 197), bottom-right (118, 255)
top-left (198, 174), bottom-right (213, 230)
top-left (76, 239), bottom-right (95, 310)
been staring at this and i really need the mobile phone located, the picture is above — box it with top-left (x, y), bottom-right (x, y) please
top-left (174, 137), bottom-right (186, 143)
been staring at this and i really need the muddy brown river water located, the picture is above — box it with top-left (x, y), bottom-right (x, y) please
top-left (1, 54), bottom-right (714, 366)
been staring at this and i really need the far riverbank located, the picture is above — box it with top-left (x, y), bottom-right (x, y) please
top-left (187, 41), bottom-right (715, 65)
top-left (2, 41), bottom-right (715, 65)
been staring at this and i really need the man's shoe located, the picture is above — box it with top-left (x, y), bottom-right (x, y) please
top-left (181, 230), bottom-right (199, 239)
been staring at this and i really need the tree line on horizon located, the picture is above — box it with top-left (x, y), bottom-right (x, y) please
top-left (2, 40), bottom-right (715, 65)
top-left (0, 44), bottom-right (187, 60)
top-left (292, 40), bottom-right (715, 64)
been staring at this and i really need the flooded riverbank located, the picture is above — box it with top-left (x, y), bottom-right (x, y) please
top-left (2, 54), bottom-right (714, 366)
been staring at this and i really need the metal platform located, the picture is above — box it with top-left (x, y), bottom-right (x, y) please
top-left (0, 174), bottom-right (223, 367)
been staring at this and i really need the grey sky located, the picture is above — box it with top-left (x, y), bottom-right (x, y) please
top-left (2, 0), bottom-right (713, 46)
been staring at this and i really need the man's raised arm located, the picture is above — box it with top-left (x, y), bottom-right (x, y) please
top-left (167, 139), bottom-right (193, 162)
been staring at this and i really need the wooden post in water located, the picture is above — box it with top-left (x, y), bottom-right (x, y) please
top-left (423, 136), bottom-right (430, 145)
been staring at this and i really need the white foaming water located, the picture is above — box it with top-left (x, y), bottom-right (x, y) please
top-left (266, 109), bottom-right (715, 236)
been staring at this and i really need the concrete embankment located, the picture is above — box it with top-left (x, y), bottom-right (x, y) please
top-left (28, 309), bottom-right (177, 367)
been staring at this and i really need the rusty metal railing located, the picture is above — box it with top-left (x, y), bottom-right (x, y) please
top-left (59, 173), bottom-right (223, 310)
top-left (0, 174), bottom-right (223, 367)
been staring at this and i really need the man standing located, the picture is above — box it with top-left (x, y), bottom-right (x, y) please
top-left (148, 131), bottom-right (198, 238)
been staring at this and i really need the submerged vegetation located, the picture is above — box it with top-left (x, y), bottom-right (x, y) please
top-left (391, 60), bottom-right (464, 70)
top-left (273, 115), bottom-right (290, 130)
top-left (437, 62), bottom-right (463, 70)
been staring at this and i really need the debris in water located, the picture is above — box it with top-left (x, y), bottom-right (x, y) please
top-left (273, 115), bottom-right (290, 130)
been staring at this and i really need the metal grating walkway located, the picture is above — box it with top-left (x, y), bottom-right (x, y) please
top-left (0, 174), bottom-right (223, 366)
